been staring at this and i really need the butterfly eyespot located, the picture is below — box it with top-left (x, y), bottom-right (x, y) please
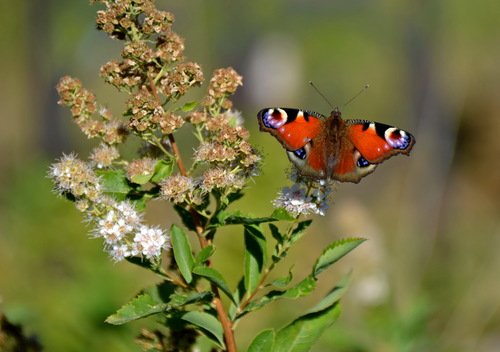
top-left (356, 155), bottom-right (370, 168)
top-left (292, 147), bottom-right (307, 160)
top-left (262, 108), bottom-right (288, 129)
top-left (385, 128), bottom-right (411, 150)
top-left (354, 149), bottom-right (371, 168)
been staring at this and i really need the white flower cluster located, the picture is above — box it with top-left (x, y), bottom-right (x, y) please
top-left (50, 153), bottom-right (170, 263)
top-left (94, 200), bottom-right (170, 262)
top-left (273, 180), bottom-right (332, 217)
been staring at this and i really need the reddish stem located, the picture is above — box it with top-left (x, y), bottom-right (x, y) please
top-left (147, 79), bottom-right (237, 351)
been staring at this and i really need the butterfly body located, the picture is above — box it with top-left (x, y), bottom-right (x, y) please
top-left (257, 107), bottom-right (415, 183)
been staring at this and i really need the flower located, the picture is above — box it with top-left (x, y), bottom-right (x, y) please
top-left (273, 180), bottom-right (333, 216)
top-left (126, 157), bottom-right (157, 182)
top-left (201, 168), bottom-right (245, 193)
top-left (160, 175), bottom-right (195, 204)
top-left (109, 244), bottom-right (132, 262)
top-left (90, 143), bottom-right (120, 168)
top-left (49, 153), bottom-right (101, 200)
top-left (133, 226), bottom-right (170, 259)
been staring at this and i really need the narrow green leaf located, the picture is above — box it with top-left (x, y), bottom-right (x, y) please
top-left (181, 311), bottom-right (225, 348)
top-left (271, 208), bottom-right (296, 221)
top-left (228, 278), bottom-right (246, 321)
top-left (192, 265), bottom-right (234, 302)
top-left (308, 272), bottom-right (352, 314)
top-left (214, 210), bottom-right (277, 227)
top-left (106, 293), bottom-right (166, 325)
top-left (243, 276), bottom-right (317, 315)
top-left (179, 100), bottom-right (197, 112)
top-left (269, 223), bottom-right (284, 243)
top-left (244, 225), bottom-right (267, 294)
top-left (125, 256), bottom-right (155, 270)
top-left (179, 291), bottom-right (214, 306)
top-left (150, 159), bottom-right (174, 183)
top-left (268, 266), bottom-right (294, 289)
top-left (173, 205), bottom-right (197, 231)
top-left (289, 220), bottom-right (312, 245)
top-left (171, 224), bottom-right (195, 283)
top-left (195, 244), bottom-right (215, 264)
top-left (96, 169), bottom-right (131, 194)
top-left (274, 302), bottom-right (341, 352)
top-left (106, 282), bottom-right (178, 325)
top-left (130, 173), bottom-right (152, 185)
top-left (248, 329), bottom-right (275, 352)
top-left (313, 238), bottom-right (365, 277)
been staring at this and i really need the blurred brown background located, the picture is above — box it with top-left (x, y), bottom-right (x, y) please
top-left (1, 0), bottom-right (500, 351)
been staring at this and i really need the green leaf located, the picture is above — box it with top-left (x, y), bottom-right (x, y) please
top-left (181, 311), bottom-right (225, 349)
top-left (308, 272), bottom-right (352, 314)
top-left (151, 159), bottom-right (174, 183)
top-left (269, 266), bottom-right (294, 289)
top-left (130, 173), bottom-right (152, 185)
top-left (192, 265), bottom-right (234, 302)
top-left (274, 302), bottom-right (341, 352)
top-left (195, 244), bottom-right (215, 264)
top-left (313, 238), bottom-right (365, 278)
top-left (96, 169), bottom-right (131, 194)
top-left (243, 276), bottom-right (317, 316)
top-left (271, 208), bottom-right (296, 221)
top-left (173, 205), bottom-right (197, 232)
top-left (289, 220), bottom-right (312, 245)
top-left (177, 291), bottom-right (214, 306)
top-left (105, 292), bottom-right (167, 325)
top-left (248, 329), bottom-right (275, 352)
top-left (125, 256), bottom-right (155, 270)
top-left (171, 224), bottom-right (195, 283)
top-left (244, 225), bottom-right (267, 294)
top-left (179, 100), bottom-right (197, 112)
top-left (214, 210), bottom-right (278, 227)
top-left (228, 278), bottom-right (246, 320)
top-left (269, 223), bottom-right (284, 244)
top-left (105, 282), bottom-right (175, 325)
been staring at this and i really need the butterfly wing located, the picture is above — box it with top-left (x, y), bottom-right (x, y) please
top-left (257, 108), bottom-right (328, 178)
top-left (327, 119), bottom-right (415, 183)
top-left (322, 116), bottom-right (415, 183)
top-left (257, 108), bottom-right (323, 150)
top-left (346, 120), bottom-right (415, 163)
top-left (257, 108), bottom-right (416, 183)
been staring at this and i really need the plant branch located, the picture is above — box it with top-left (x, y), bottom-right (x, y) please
top-left (146, 78), bottom-right (237, 352)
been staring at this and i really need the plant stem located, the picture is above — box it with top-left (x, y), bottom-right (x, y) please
top-left (147, 77), bottom-right (237, 352)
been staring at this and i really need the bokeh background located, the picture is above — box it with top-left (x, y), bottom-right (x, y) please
top-left (1, 0), bottom-right (500, 351)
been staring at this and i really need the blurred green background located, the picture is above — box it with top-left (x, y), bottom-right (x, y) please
top-left (1, 0), bottom-right (500, 351)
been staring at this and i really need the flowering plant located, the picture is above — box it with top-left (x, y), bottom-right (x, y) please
top-left (50, 1), bottom-right (363, 351)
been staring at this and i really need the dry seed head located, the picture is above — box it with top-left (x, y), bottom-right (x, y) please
top-left (90, 143), bottom-right (120, 168)
top-left (160, 175), bottom-right (195, 204)
top-left (126, 157), bottom-right (157, 181)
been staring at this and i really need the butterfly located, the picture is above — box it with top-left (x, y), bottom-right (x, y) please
top-left (257, 107), bottom-right (415, 183)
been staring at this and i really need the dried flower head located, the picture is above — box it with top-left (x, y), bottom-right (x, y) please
top-left (207, 67), bottom-right (243, 100)
top-left (160, 175), bottom-right (196, 204)
top-left (126, 157), bottom-right (157, 182)
top-left (195, 143), bottom-right (237, 163)
top-left (157, 112), bottom-right (185, 135)
top-left (201, 168), bottom-right (245, 193)
top-left (90, 143), bottom-right (120, 168)
top-left (156, 32), bottom-right (185, 63)
top-left (57, 76), bottom-right (97, 120)
top-left (160, 62), bottom-right (204, 97)
top-left (49, 153), bottom-right (101, 201)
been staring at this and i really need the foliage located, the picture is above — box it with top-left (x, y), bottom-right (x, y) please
top-left (47, 1), bottom-right (363, 351)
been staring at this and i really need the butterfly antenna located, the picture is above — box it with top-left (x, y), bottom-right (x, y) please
top-left (309, 81), bottom-right (335, 110)
top-left (342, 84), bottom-right (370, 108)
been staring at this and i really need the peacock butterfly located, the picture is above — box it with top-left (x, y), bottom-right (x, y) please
top-left (257, 107), bottom-right (415, 183)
